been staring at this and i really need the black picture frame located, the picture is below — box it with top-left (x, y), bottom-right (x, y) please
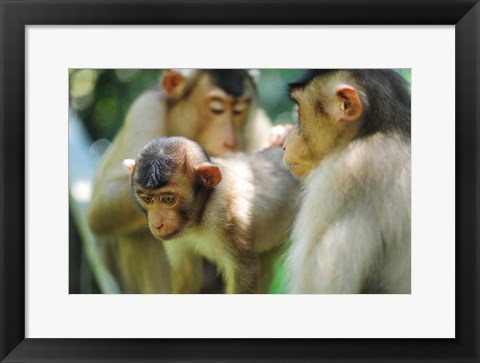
top-left (1, 1), bottom-right (478, 362)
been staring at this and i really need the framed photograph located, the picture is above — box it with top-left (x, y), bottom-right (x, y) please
top-left (1, 1), bottom-right (478, 362)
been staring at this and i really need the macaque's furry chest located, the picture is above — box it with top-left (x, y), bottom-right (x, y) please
top-left (170, 231), bottom-right (240, 272)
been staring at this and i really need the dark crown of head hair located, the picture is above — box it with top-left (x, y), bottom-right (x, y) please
top-left (205, 69), bottom-right (255, 97)
top-left (135, 137), bottom-right (185, 190)
top-left (134, 137), bottom-right (211, 190)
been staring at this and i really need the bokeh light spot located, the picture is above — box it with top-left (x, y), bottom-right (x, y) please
top-left (70, 69), bottom-right (98, 98)
top-left (93, 97), bottom-right (119, 127)
top-left (115, 69), bottom-right (140, 83)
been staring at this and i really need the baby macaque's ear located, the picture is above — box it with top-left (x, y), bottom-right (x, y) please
top-left (195, 162), bottom-right (222, 188)
top-left (122, 159), bottom-right (136, 173)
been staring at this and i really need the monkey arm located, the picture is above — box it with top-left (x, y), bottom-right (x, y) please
top-left (113, 231), bottom-right (172, 293)
top-left (87, 175), bottom-right (146, 237)
top-left (87, 89), bottom-right (167, 238)
top-left (223, 251), bottom-right (259, 294)
top-left (87, 130), bottom-right (146, 236)
top-left (163, 244), bottom-right (203, 294)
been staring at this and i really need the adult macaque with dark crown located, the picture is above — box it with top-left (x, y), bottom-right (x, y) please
top-left (87, 69), bottom-right (273, 293)
top-left (283, 69), bottom-right (411, 294)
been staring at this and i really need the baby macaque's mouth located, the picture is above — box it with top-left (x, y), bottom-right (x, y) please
top-left (156, 229), bottom-right (181, 241)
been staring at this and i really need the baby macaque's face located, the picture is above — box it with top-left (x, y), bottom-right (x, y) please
top-left (133, 170), bottom-right (195, 240)
top-left (127, 137), bottom-right (223, 240)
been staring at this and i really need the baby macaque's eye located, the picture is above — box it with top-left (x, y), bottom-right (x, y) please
top-left (161, 194), bottom-right (176, 205)
top-left (141, 195), bottom-right (154, 205)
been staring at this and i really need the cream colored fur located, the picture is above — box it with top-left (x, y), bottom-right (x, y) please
top-left (287, 133), bottom-right (411, 294)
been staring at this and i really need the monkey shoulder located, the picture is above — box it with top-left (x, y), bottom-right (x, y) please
top-left (214, 149), bottom-right (298, 253)
top-left (307, 133), bottom-right (410, 198)
top-left (247, 147), bottom-right (297, 186)
top-left (123, 88), bottom-right (166, 139)
top-left (296, 132), bottom-right (410, 240)
top-left (216, 147), bottom-right (297, 202)
top-left (209, 157), bottom-right (256, 224)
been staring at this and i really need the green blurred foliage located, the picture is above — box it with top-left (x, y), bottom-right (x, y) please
top-left (256, 69), bottom-right (305, 125)
top-left (69, 69), bottom-right (162, 141)
top-left (397, 68), bottom-right (412, 84)
top-left (268, 252), bottom-right (289, 294)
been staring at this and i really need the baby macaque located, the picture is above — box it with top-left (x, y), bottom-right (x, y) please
top-left (124, 137), bottom-right (298, 293)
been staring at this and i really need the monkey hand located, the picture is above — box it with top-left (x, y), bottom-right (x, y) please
top-left (263, 124), bottom-right (293, 149)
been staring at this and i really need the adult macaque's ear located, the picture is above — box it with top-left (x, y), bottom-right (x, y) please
top-left (335, 85), bottom-right (363, 123)
top-left (195, 162), bottom-right (222, 188)
top-left (122, 159), bottom-right (136, 173)
top-left (161, 69), bottom-right (188, 99)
